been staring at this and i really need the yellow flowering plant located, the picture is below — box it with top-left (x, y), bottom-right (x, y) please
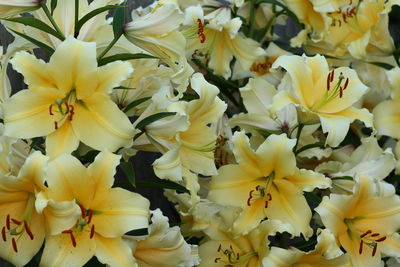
top-left (0, 0), bottom-right (400, 266)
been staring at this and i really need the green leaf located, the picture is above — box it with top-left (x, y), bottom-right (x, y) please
top-left (51, 0), bottom-right (58, 15)
top-left (135, 112), bottom-right (176, 131)
top-left (10, 29), bottom-right (55, 55)
top-left (79, 150), bottom-right (100, 164)
top-left (120, 161), bottom-right (136, 187)
top-left (258, 0), bottom-right (301, 26)
top-left (136, 178), bottom-right (190, 194)
top-left (98, 53), bottom-right (157, 66)
top-left (330, 176), bottom-right (353, 181)
top-left (75, 5), bottom-right (124, 36)
top-left (295, 142), bottom-right (325, 155)
top-left (5, 17), bottom-right (64, 40)
top-left (114, 85), bottom-right (135, 90)
top-left (113, 2), bottom-right (126, 39)
top-left (304, 191), bottom-right (322, 206)
top-left (366, 61), bottom-right (394, 70)
top-left (123, 97), bottom-right (151, 113)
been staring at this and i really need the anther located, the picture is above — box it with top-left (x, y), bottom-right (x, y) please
top-left (372, 244), bottom-right (377, 256)
top-left (11, 219), bottom-right (21, 225)
top-left (342, 13), bottom-right (347, 23)
top-left (359, 240), bottom-right (363, 254)
top-left (1, 227), bottom-right (6, 242)
top-left (70, 232), bottom-right (77, 247)
top-left (87, 210), bottom-right (93, 224)
top-left (79, 205), bottom-right (86, 218)
top-left (197, 18), bottom-right (206, 43)
top-left (343, 78), bottom-right (349, 90)
top-left (54, 121), bottom-right (58, 130)
top-left (330, 70), bottom-right (335, 82)
top-left (90, 225), bottom-right (95, 239)
top-left (371, 233), bottom-right (380, 237)
top-left (360, 230), bottom-right (372, 238)
top-left (339, 87), bottom-right (343, 98)
top-left (68, 105), bottom-right (75, 120)
top-left (327, 73), bottom-right (331, 91)
top-left (12, 238), bottom-right (18, 252)
top-left (214, 258), bottom-right (221, 263)
top-left (24, 221), bottom-right (34, 240)
top-left (247, 190), bottom-right (254, 206)
top-left (218, 244), bottom-right (222, 252)
top-left (376, 236), bottom-right (386, 242)
top-left (49, 104), bottom-right (54, 115)
top-left (6, 215), bottom-right (10, 230)
top-left (62, 229), bottom-right (73, 234)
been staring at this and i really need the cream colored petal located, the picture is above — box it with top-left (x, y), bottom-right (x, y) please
top-left (95, 236), bottom-right (137, 267)
top-left (272, 55), bottom-right (313, 108)
top-left (379, 233), bottom-right (400, 258)
top-left (180, 146), bottom-right (217, 176)
top-left (91, 188), bottom-right (150, 238)
top-left (348, 31), bottom-right (371, 60)
top-left (48, 36), bottom-right (98, 99)
top-left (3, 89), bottom-right (63, 139)
top-left (229, 113), bottom-right (280, 133)
top-left (240, 78), bottom-right (276, 114)
top-left (153, 146), bottom-right (183, 181)
top-left (40, 232), bottom-right (96, 267)
top-left (373, 99), bottom-right (400, 138)
top-left (286, 168), bottom-right (331, 192)
top-left (319, 114), bottom-right (353, 148)
top-left (46, 153), bottom-right (94, 207)
top-left (267, 179), bottom-right (313, 238)
top-left (270, 90), bottom-right (299, 113)
top-left (255, 133), bottom-right (297, 179)
top-left (10, 51), bottom-right (53, 88)
top-left (231, 198), bottom-right (267, 236)
top-left (386, 67), bottom-right (400, 99)
top-left (45, 121), bottom-right (80, 159)
top-left (96, 61), bottom-right (133, 94)
top-left (231, 131), bottom-right (265, 170)
top-left (87, 151), bottom-right (121, 197)
top-left (71, 93), bottom-right (135, 152)
top-left (262, 246), bottom-right (301, 267)
top-left (207, 30), bottom-right (234, 79)
top-left (15, 151), bottom-right (48, 192)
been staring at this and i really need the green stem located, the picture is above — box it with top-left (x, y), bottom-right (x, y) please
top-left (294, 141), bottom-right (325, 155)
top-left (41, 2), bottom-right (65, 40)
top-left (97, 36), bottom-right (120, 60)
top-left (293, 123), bottom-right (304, 153)
top-left (248, 0), bottom-right (257, 38)
top-left (74, 0), bottom-right (79, 37)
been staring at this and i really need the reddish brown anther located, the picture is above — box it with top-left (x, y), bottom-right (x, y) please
top-left (24, 221), bottom-right (34, 240)
top-left (327, 73), bottom-right (331, 91)
top-left (371, 233), bottom-right (380, 237)
top-left (79, 205), bottom-right (86, 218)
top-left (376, 236), bottom-right (387, 242)
top-left (343, 78), bottom-right (349, 90)
top-left (54, 121), bottom-right (58, 130)
top-left (339, 87), bottom-right (343, 98)
top-left (11, 218), bottom-right (21, 225)
top-left (87, 210), bottom-right (93, 224)
top-left (247, 190), bottom-right (254, 206)
top-left (11, 238), bottom-right (18, 253)
top-left (70, 232), bottom-right (77, 247)
top-left (214, 257), bottom-right (221, 263)
top-left (62, 229), bottom-right (73, 234)
top-left (1, 227), bottom-right (6, 242)
top-left (90, 225), bottom-right (95, 239)
top-left (360, 230), bottom-right (372, 238)
top-left (217, 244), bottom-right (222, 252)
top-left (197, 18), bottom-right (206, 43)
top-left (68, 105), bottom-right (75, 120)
top-left (49, 104), bottom-right (54, 115)
top-left (359, 240), bottom-right (363, 254)
top-left (330, 70), bottom-right (335, 82)
top-left (6, 215), bottom-right (10, 230)
top-left (372, 245), bottom-right (377, 257)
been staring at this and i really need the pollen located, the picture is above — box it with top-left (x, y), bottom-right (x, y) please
top-left (197, 19), bottom-right (206, 43)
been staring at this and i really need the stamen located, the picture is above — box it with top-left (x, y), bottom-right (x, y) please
top-left (87, 210), bottom-right (93, 224)
top-left (12, 238), bottom-right (17, 252)
top-left (197, 18), bottom-right (206, 43)
top-left (330, 70), bottom-right (334, 82)
top-left (79, 205), bottom-right (86, 218)
top-left (360, 230), bottom-right (371, 238)
top-left (49, 104), bottom-right (54, 115)
top-left (339, 86), bottom-right (343, 98)
top-left (11, 219), bottom-right (21, 225)
top-left (68, 105), bottom-right (75, 121)
top-left (214, 258), bottom-right (221, 263)
top-left (54, 121), bottom-right (58, 130)
top-left (376, 236), bottom-right (386, 242)
top-left (6, 215), bottom-right (10, 230)
top-left (327, 73), bottom-right (331, 91)
top-left (247, 190), bottom-right (254, 206)
top-left (62, 229), bottom-right (73, 234)
top-left (70, 232), bottom-right (77, 247)
top-left (1, 227), bottom-right (6, 242)
top-left (359, 240), bottom-right (363, 254)
top-left (90, 225), bottom-right (95, 239)
top-left (24, 221), bottom-right (34, 240)
top-left (371, 233), bottom-right (380, 237)
top-left (218, 244), bottom-right (222, 252)
top-left (343, 78), bottom-right (349, 90)
top-left (342, 13), bottom-right (347, 23)
top-left (372, 244), bottom-right (377, 256)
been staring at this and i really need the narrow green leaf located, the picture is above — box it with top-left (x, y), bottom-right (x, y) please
top-left (135, 112), bottom-right (176, 131)
top-left (330, 176), bottom-right (353, 181)
top-left (120, 161), bottom-right (136, 187)
top-left (5, 17), bottom-right (64, 40)
top-left (51, 0), bottom-right (58, 15)
top-left (10, 30), bottom-right (55, 55)
top-left (259, 0), bottom-right (301, 26)
top-left (75, 5), bottom-right (124, 36)
top-left (98, 53), bottom-right (157, 66)
top-left (366, 61), bottom-right (394, 70)
top-left (123, 97), bottom-right (151, 113)
top-left (133, 131), bottom-right (144, 141)
top-left (295, 142), bottom-right (325, 155)
top-left (114, 86), bottom-right (135, 90)
top-left (113, 2), bottom-right (126, 39)
top-left (136, 178), bottom-right (190, 194)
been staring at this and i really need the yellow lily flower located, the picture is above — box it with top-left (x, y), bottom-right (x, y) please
top-left (272, 54), bottom-right (372, 147)
top-left (198, 219), bottom-right (292, 267)
top-left (0, 151), bottom-right (47, 266)
top-left (124, 209), bottom-right (198, 267)
top-left (208, 131), bottom-right (330, 236)
top-left (373, 67), bottom-right (400, 139)
top-left (263, 229), bottom-right (351, 266)
top-left (3, 37), bottom-right (135, 158)
top-left (0, 0), bottom-right (40, 18)
top-left (315, 175), bottom-right (400, 267)
top-left (36, 151), bottom-right (150, 267)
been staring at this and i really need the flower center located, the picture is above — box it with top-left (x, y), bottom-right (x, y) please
top-left (61, 204), bottom-right (96, 247)
top-left (311, 70), bottom-right (349, 111)
top-left (328, 5), bottom-right (357, 27)
top-left (1, 193), bottom-right (36, 253)
top-left (214, 244), bottom-right (257, 266)
top-left (48, 89), bottom-right (77, 130)
top-left (247, 173), bottom-right (275, 208)
top-left (250, 58), bottom-right (274, 76)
